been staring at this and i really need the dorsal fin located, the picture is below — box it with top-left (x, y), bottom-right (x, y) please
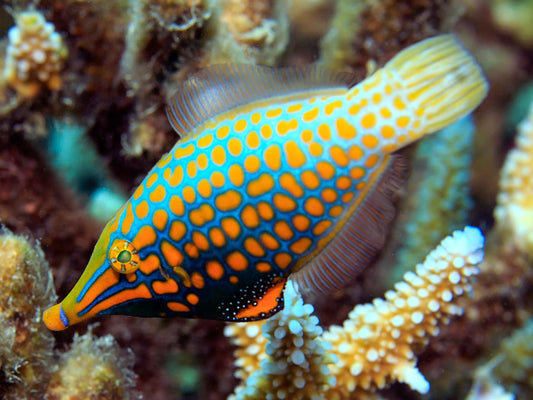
top-left (166, 64), bottom-right (358, 137)
top-left (292, 155), bottom-right (408, 295)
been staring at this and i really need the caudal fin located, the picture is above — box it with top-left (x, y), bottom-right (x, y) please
top-left (385, 34), bottom-right (488, 134)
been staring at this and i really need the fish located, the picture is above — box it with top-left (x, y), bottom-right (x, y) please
top-left (43, 35), bottom-right (488, 330)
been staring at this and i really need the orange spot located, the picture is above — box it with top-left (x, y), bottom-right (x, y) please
top-left (362, 135), bottom-right (379, 148)
top-left (325, 99), bottom-right (342, 115)
top-left (382, 143), bottom-right (397, 152)
top-left (292, 214), bottom-right (310, 232)
top-left (266, 107), bottom-right (282, 118)
top-left (316, 161), bottom-right (335, 180)
top-left (235, 278), bottom-right (285, 319)
top-left (257, 202), bottom-right (275, 220)
top-left (192, 231), bottom-right (209, 251)
top-left (152, 279), bottom-right (179, 295)
top-left (228, 138), bottom-right (243, 156)
top-left (168, 166), bottom-right (184, 187)
top-left (361, 113), bottom-right (376, 129)
top-left (210, 171), bottom-right (225, 188)
top-left (336, 176), bottom-right (352, 190)
top-left (169, 195), bottom-right (185, 216)
top-left (274, 220), bottom-right (294, 240)
top-left (247, 173), bottom-right (275, 197)
top-left (260, 125), bottom-right (272, 139)
top-left (226, 251), bottom-right (248, 271)
top-left (234, 119), bottom-right (247, 132)
top-left (211, 145), bottom-right (227, 166)
top-left (287, 103), bottom-right (303, 113)
top-left (284, 141), bottom-right (307, 168)
top-left (321, 188), bottom-right (338, 203)
top-left (274, 253), bottom-right (292, 269)
top-left (280, 173), bottom-right (304, 197)
top-left (184, 243), bottom-right (199, 258)
top-left (371, 93), bottom-right (382, 104)
top-left (206, 260), bottom-right (224, 280)
top-left (290, 237), bottom-right (312, 254)
top-left (169, 221), bottom-right (187, 241)
top-left (335, 117), bottom-right (357, 140)
top-left (139, 254), bottom-right (160, 275)
top-left (349, 104), bottom-right (360, 115)
top-left (396, 116), bottom-right (410, 128)
top-left (168, 302), bottom-right (190, 312)
top-left (308, 142), bottom-right (323, 157)
top-left (161, 240), bottom-right (184, 266)
top-left (191, 272), bottom-right (205, 289)
top-left (301, 129), bottom-right (313, 142)
top-left (197, 153), bottom-right (208, 170)
top-left (350, 167), bottom-right (365, 180)
top-left (215, 190), bottom-right (242, 211)
top-left (304, 197), bottom-right (325, 216)
top-left (312, 220), bottom-right (332, 236)
top-left (153, 209), bottom-right (168, 231)
top-left (173, 144), bottom-right (195, 160)
top-left (256, 262), bottom-right (271, 272)
top-left (209, 227), bottom-right (226, 247)
top-left (342, 192), bottom-right (354, 203)
top-left (244, 237), bottom-right (265, 257)
top-left (357, 182), bottom-right (366, 190)
top-left (329, 146), bottom-right (349, 167)
top-left (251, 112), bottom-right (261, 124)
top-left (273, 193), bottom-right (297, 212)
top-left (241, 205), bottom-right (260, 228)
top-left (182, 186), bottom-right (196, 203)
top-left (300, 170), bottom-right (320, 190)
top-left (187, 161), bottom-right (197, 178)
top-left (380, 107), bottom-right (392, 118)
top-left (318, 123), bottom-right (331, 141)
top-left (187, 293), bottom-right (199, 305)
top-left (146, 172), bottom-right (158, 188)
top-left (197, 179), bottom-right (212, 198)
top-left (133, 184), bottom-right (144, 200)
top-left (122, 203), bottom-right (134, 234)
top-left (348, 145), bottom-right (364, 160)
top-left (246, 131), bottom-right (260, 149)
top-left (303, 107), bottom-right (319, 122)
top-left (260, 232), bottom-right (279, 250)
top-left (157, 153), bottom-right (172, 168)
top-left (329, 205), bottom-right (343, 217)
top-left (149, 184), bottom-right (166, 202)
top-left (393, 96), bottom-right (406, 110)
top-left (385, 83), bottom-right (393, 94)
top-left (135, 200), bottom-right (149, 219)
top-left (228, 164), bottom-right (245, 186)
top-left (244, 155), bottom-right (261, 173)
top-left (229, 275), bottom-right (239, 284)
top-left (365, 154), bottom-right (380, 168)
top-left (264, 145), bottom-right (282, 171)
top-left (198, 134), bottom-right (214, 148)
top-left (221, 217), bottom-right (241, 239)
top-left (131, 225), bottom-right (157, 250)
top-left (381, 125), bottom-right (395, 139)
top-left (126, 274), bottom-right (137, 283)
top-left (216, 126), bottom-right (230, 139)
top-left (163, 168), bottom-right (171, 180)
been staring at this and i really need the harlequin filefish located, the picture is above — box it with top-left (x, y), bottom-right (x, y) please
top-left (43, 35), bottom-right (488, 330)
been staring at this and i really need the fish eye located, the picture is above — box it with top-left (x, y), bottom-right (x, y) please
top-left (109, 239), bottom-right (140, 274)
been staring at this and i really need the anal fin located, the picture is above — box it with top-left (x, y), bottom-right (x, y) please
top-left (292, 155), bottom-right (408, 295)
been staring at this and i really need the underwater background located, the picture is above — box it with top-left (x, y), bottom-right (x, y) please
top-left (0, 0), bottom-right (532, 399)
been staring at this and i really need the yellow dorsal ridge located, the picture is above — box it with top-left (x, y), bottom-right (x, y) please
top-left (166, 64), bottom-right (358, 137)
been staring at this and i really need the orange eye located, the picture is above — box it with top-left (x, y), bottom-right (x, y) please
top-left (109, 239), bottom-right (140, 274)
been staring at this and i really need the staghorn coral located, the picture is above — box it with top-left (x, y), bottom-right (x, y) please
top-left (46, 328), bottom-right (141, 400)
top-left (0, 230), bottom-right (57, 399)
top-left (226, 227), bottom-right (484, 399)
top-left (3, 10), bottom-right (67, 99)
top-left (391, 117), bottom-right (475, 283)
top-left (226, 280), bottom-right (336, 400)
top-left (494, 102), bottom-right (533, 256)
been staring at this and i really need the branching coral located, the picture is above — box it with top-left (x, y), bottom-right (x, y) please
top-left (0, 230), bottom-right (57, 399)
top-left (3, 10), bottom-right (67, 99)
top-left (46, 328), bottom-right (141, 400)
top-left (226, 227), bottom-right (485, 399)
top-left (494, 101), bottom-right (533, 256)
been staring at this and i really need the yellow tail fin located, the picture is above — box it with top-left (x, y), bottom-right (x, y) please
top-left (385, 34), bottom-right (488, 134)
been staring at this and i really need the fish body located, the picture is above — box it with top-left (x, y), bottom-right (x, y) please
top-left (44, 35), bottom-right (488, 330)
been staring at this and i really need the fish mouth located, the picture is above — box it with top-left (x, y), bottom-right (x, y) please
top-left (43, 303), bottom-right (70, 331)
